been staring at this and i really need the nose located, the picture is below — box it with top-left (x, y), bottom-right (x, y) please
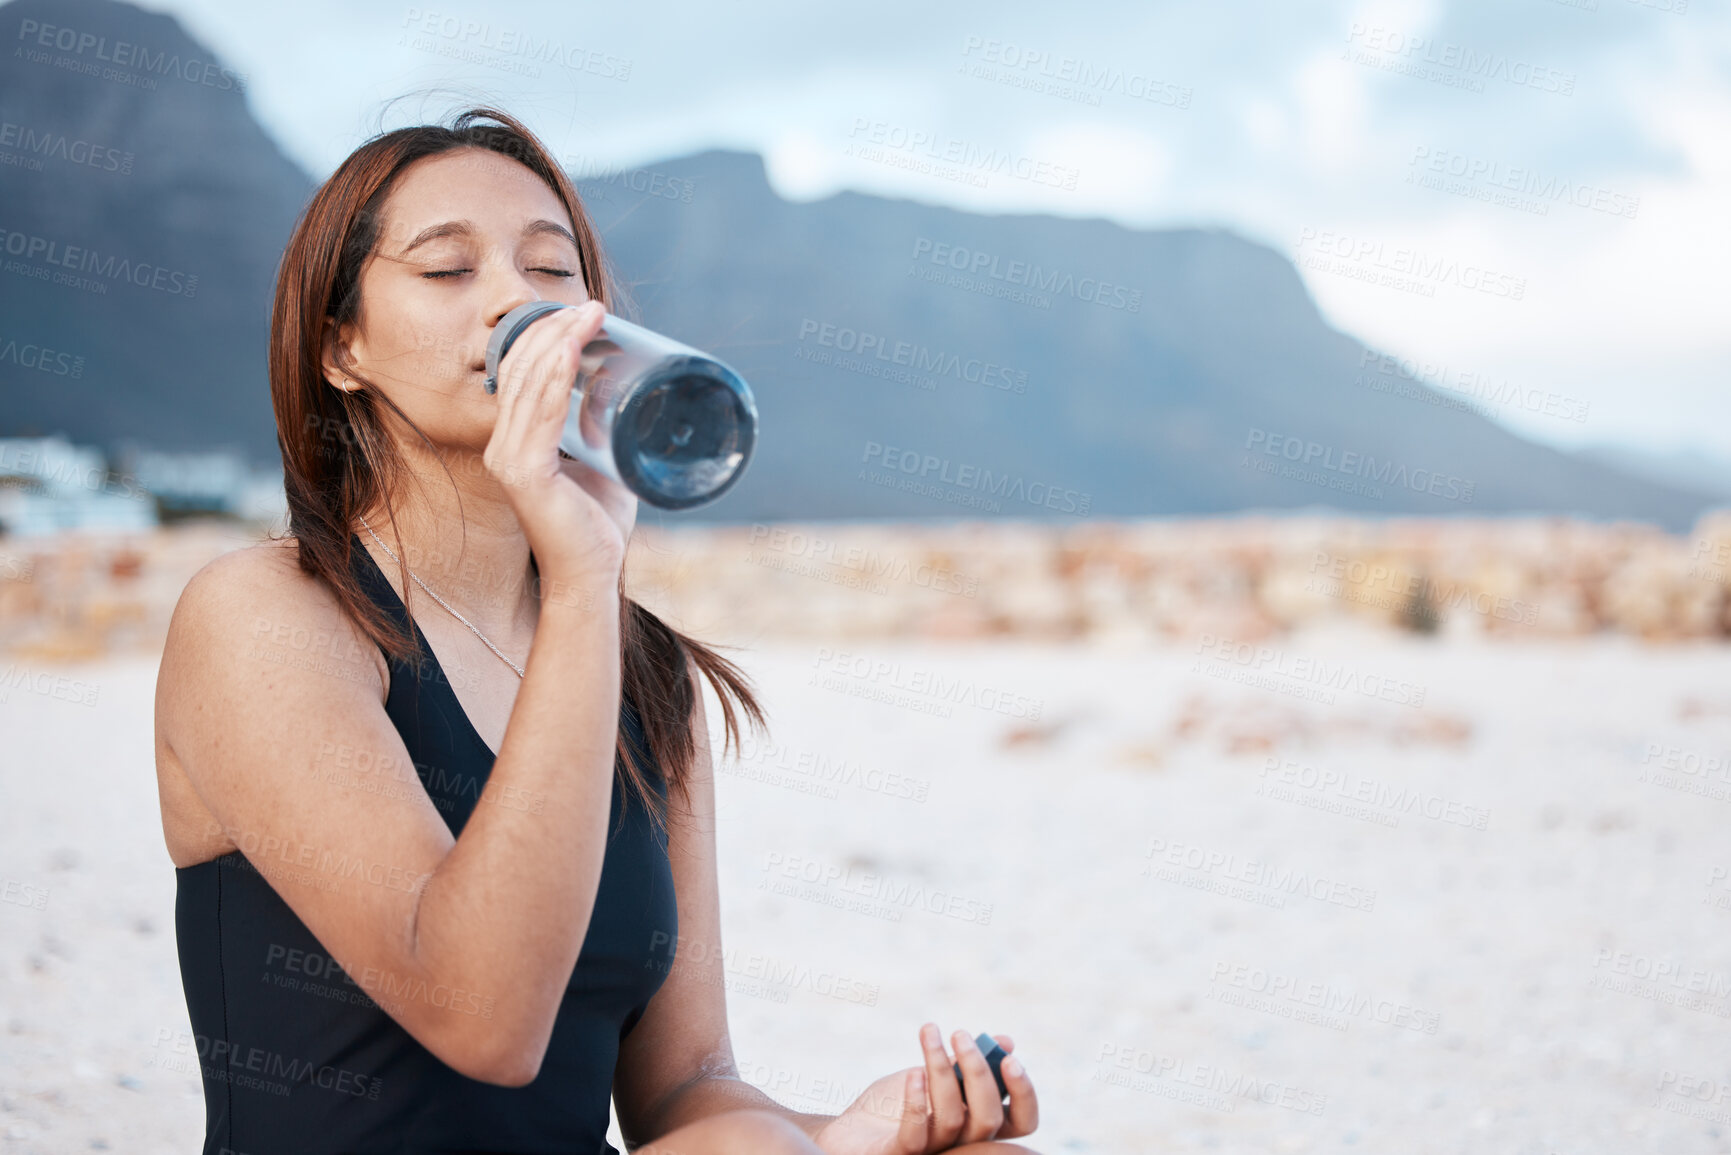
top-left (487, 285), bottom-right (544, 330)
top-left (479, 247), bottom-right (551, 331)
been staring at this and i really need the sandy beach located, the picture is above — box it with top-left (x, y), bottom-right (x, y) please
top-left (3, 621), bottom-right (1728, 1153)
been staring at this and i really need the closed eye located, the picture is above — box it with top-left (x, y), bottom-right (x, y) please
top-left (421, 267), bottom-right (573, 279)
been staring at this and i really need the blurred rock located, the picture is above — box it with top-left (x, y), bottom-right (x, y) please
top-left (5, 513), bottom-right (1729, 658)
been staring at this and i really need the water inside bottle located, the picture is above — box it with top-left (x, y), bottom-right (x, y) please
top-left (613, 366), bottom-right (755, 508)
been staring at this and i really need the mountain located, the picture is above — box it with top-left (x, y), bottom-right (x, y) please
top-left (579, 151), bottom-right (1713, 529)
top-left (0, 0), bottom-right (1713, 529)
top-left (0, 0), bottom-right (310, 460)
top-left (1578, 443), bottom-right (1731, 500)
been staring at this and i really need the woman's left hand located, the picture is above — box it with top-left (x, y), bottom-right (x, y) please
top-left (813, 1023), bottom-right (1040, 1154)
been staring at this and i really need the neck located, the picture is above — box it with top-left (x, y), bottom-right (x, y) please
top-left (359, 442), bottom-right (537, 637)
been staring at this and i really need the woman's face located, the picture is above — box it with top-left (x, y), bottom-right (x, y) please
top-left (328, 146), bottom-right (592, 457)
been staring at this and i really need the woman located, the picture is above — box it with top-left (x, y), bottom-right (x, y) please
top-left (153, 107), bottom-right (1044, 1155)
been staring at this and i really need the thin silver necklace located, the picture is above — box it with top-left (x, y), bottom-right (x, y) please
top-left (358, 514), bottom-right (526, 679)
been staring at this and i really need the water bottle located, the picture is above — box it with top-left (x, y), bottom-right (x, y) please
top-left (483, 301), bottom-right (758, 510)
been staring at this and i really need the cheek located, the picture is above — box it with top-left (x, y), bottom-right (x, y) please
top-left (361, 309), bottom-right (492, 437)
top-left (381, 303), bottom-right (477, 384)
top-left (380, 377), bottom-right (497, 448)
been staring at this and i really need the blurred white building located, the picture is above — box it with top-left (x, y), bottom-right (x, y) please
top-left (0, 436), bottom-right (156, 536)
top-left (0, 438), bottom-right (286, 536)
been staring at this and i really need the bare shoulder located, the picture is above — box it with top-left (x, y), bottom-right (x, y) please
top-left (158, 539), bottom-right (386, 753)
top-left (170, 538), bottom-right (322, 635)
top-left (154, 538), bottom-right (388, 864)
top-left (166, 540), bottom-right (379, 673)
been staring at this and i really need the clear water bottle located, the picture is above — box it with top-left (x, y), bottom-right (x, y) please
top-left (483, 301), bottom-right (758, 510)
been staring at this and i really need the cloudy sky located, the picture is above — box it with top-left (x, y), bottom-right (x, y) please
top-left (148, 0), bottom-right (1727, 463)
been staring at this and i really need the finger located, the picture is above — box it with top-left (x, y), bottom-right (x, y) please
top-left (508, 347), bottom-right (575, 465)
top-left (501, 319), bottom-right (578, 440)
top-left (918, 1022), bottom-right (965, 1147)
top-left (894, 1066), bottom-right (932, 1154)
top-left (952, 1029), bottom-right (1005, 1141)
top-left (492, 303), bottom-right (585, 414)
top-left (996, 1051), bottom-right (1040, 1139)
top-left (489, 313), bottom-right (587, 485)
top-left (512, 306), bottom-right (602, 447)
top-left (991, 1034), bottom-right (1014, 1054)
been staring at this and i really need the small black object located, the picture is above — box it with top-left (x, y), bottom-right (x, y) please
top-left (951, 1032), bottom-right (1011, 1104)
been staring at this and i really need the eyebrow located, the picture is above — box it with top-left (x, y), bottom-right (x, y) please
top-left (397, 218), bottom-right (579, 255)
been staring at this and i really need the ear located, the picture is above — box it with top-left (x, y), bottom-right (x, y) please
top-left (320, 316), bottom-right (359, 394)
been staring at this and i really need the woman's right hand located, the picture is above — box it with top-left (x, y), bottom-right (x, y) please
top-left (483, 299), bottom-right (633, 589)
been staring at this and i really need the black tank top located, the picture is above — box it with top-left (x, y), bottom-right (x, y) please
top-left (173, 542), bottom-right (679, 1154)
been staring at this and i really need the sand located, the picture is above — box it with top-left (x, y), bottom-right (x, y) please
top-left (3, 628), bottom-right (1728, 1153)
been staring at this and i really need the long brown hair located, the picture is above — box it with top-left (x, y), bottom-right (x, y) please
top-left (269, 106), bottom-right (762, 831)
